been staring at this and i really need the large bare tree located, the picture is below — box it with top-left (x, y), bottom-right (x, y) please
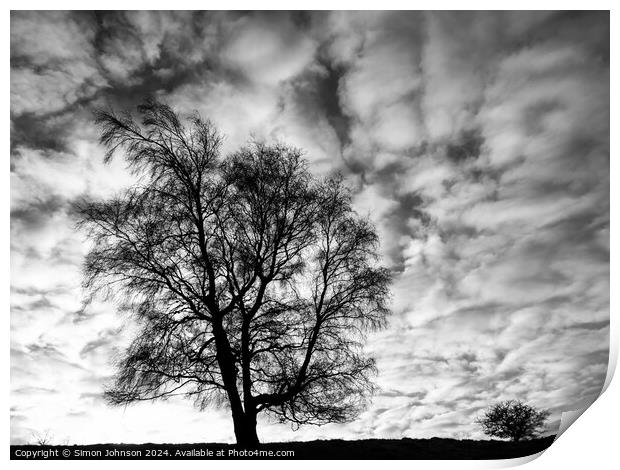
top-left (77, 99), bottom-right (391, 446)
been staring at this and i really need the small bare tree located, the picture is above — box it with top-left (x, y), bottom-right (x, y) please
top-left (477, 400), bottom-right (550, 442)
top-left (30, 430), bottom-right (53, 446)
top-left (77, 99), bottom-right (391, 447)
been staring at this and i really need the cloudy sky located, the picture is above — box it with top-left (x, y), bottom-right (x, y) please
top-left (10, 11), bottom-right (609, 445)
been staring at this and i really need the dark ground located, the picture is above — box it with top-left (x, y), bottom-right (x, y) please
top-left (11, 436), bottom-right (555, 460)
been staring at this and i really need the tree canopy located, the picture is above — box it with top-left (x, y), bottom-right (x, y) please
top-left (476, 400), bottom-right (550, 442)
top-left (77, 99), bottom-right (392, 446)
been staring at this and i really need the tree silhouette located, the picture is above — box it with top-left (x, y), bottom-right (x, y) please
top-left (476, 400), bottom-right (550, 442)
top-left (76, 99), bottom-right (392, 447)
top-left (30, 430), bottom-right (53, 446)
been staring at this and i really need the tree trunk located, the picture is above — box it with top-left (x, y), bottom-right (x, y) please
top-left (232, 410), bottom-right (259, 447)
top-left (211, 320), bottom-right (259, 447)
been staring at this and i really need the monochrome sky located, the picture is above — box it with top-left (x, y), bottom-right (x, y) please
top-left (10, 11), bottom-right (609, 445)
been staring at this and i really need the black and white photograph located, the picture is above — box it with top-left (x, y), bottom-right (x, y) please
top-left (9, 8), bottom-right (611, 461)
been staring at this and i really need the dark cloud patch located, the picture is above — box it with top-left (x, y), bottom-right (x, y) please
top-left (12, 285), bottom-right (72, 298)
top-left (11, 113), bottom-right (74, 153)
top-left (565, 320), bottom-right (609, 332)
top-left (79, 327), bottom-right (122, 359)
top-left (11, 194), bottom-right (66, 230)
top-left (521, 100), bottom-right (566, 136)
top-left (381, 389), bottom-right (428, 400)
top-left (315, 58), bottom-right (352, 150)
top-left (68, 306), bottom-right (95, 324)
top-left (425, 302), bottom-right (510, 329)
top-left (79, 391), bottom-right (105, 401)
top-left (11, 296), bottom-right (54, 313)
top-left (11, 11), bottom-right (222, 145)
top-left (26, 342), bottom-right (64, 358)
top-left (445, 129), bottom-right (484, 163)
top-left (579, 349), bottom-right (609, 368)
top-left (382, 191), bottom-right (431, 270)
top-left (87, 16), bottom-right (217, 114)
top-left (455, 352), bottom-right (479, 374)
top-left (391, 192), bottom-right (428, 222)
top-left (541, 212), bottom-right (609, 260)
top-left (531, 11), bottom-right (610, 62)
top-left (13, 386), bottom-right (58, 395)
top-left (494, 367), bottom-right (526, 383)
top-left (289, 10), bottom-right (314, 29)
top-left (91, 11), bottom-right (137, 56)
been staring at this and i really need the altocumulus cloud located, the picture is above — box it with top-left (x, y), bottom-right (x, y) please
top-left (11, 11), bottom-right (609, 444)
